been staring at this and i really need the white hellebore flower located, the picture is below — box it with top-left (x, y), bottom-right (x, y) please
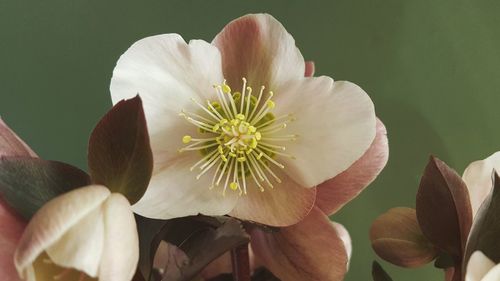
top-left (110, 13), bottom-right (377, 226)
top-left (466, 251), bottom-right (500, 281)
top-left (14, 186), bottom-right (138, 281)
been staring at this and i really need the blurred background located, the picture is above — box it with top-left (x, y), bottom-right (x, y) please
top-left (1, 1), bottom-right (500, 280)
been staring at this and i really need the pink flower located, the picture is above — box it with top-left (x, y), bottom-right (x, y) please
top-left (110, 13), bottom-right (384, 226)
top-left (110, 14), bottom-right (388, 279)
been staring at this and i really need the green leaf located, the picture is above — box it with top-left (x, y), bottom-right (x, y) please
top-left (416, 156), bottom-right (472, 260)
top-left (136, 215), bottom-right (250, 281)
top-left (0, 157), bottom-right (91, 219)
top-left (464, 172), bottom-right (500, 266)
top-left (88, 96), bottom-right (153, 204)
top-left (370, 207), bottom-right (437, 268)
top-left (372, 261), bottom-right (394, 281)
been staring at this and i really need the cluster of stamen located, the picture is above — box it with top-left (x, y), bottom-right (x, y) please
top-left (179, 78), bottom-right (296, 196)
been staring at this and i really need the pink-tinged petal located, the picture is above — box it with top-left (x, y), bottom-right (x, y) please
top-left (304, 61), bottom-right (315, 77)
top-left (0, 198), bottom-right (26, 281)
top-left (0, 118), bottom-right (37, 158)
top-left (316, 119), bottom-right (388, 215)
top-left (250, 207), bottom-right (348, 281)
top-left (462, 152), bottom-right (500, 217)
top-left (229, 170), bottom-right (316, 227)
top-left (212, 14), bottom-right (305, 91)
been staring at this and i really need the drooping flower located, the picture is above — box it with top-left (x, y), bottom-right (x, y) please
top-left (465, 251), bottom-right (500, 281)
top-left (110, 13), bottom-right (380, 227)
top-left (14, 185), bottom-right (138, 281)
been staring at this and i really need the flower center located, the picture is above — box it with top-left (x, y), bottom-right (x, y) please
top-left (33, 252), bottom-right (97, 281)
top-left (179, 78), bottom-right (296, 196)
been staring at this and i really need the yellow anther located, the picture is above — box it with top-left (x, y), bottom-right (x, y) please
top-left (236, 113), bottom-right (245, 120)
top-left (220, 119), bottom-right (228, 125)
top-left (182, 135), bottom-right (192, 144)
top-left (212, 124), bottom-right (220, 132)
top-left (215, 137), bottom-right (222, 144)
top-left (269, 91), bottom-right (274, 97)
top-left (237, 156), bottom-right (246, 162)
top-left (248, 126), bottom-right (256, 133)
top-left (257, 152), bottom-right (264, 160)
top-left (229, 182), bottom-right (238, 190)
top-left (250, 138), bottom-right (258, 149)
top-left (230, 119), bottom-right (240, 126)
top-left (218, 145), bottom-right (224, 154)
top-left (222, 84), bottom-right (231, 94)
top-left (255, 132), bottom-right (262, 140)
top-left (229, 152), bottom-right (237, 157)
top-left (246, 149), bottom-right (253, 155)
top-left (266, 100), bottom-right (276, 109)
top-left (221, 155), bottom-right (228, 162)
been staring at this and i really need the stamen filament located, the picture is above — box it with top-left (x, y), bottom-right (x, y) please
top-left (240, 161), bottom-right (247, 194)
top-left (245, 87), bottom-right (252, 117)
top-left (248, 86), bottom-right (265, 121)
top-left (180, 142), bottom-right (218, 152)
top-left (256, 114), bottom-right (293, 129)
top-left (248, 153), bottom-right (274, 188)
top-left (189, 98), bottom-right (222, 122)
top-left (181, 110), bottom-right (217, 125)
top-left (206, 101), bottom-right (225, 120)
top-left (190, 149), bottom-right (218, 171)
top-left (258, 142), bottom-right (286, 151)
top-left (215, 86), bottom-right (234, 119)
top-left (240, 78), bottom-right (247, 113)
top-left (253, 149), bottom-right (285, 169)
top-left (197, 157), bottom-right (221, 179)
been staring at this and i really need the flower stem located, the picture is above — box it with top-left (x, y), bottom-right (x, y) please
top-left (231, 243), bottom-right (251, 281)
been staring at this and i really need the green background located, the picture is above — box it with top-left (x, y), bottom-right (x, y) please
top-left (1, 1), bottom-right (500, 280)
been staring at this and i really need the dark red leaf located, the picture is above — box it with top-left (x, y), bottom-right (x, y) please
top-left (88, 96), bottom-right (153, 204)
top-left (416, 156), bottom-right (472, 260)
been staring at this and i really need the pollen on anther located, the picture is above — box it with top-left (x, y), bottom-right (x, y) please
top-left (229, 182), bottom-right (238, 190)
top-left (182, 135), bottom-right (192, 144)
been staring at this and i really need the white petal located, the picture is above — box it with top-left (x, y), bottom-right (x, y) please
top-left (272, 77), bottom-right (376, 187)
top-left (14, 185), bottom-right (110, 279)
top-left (45, 207), bottom-right (104, 277)
top-left (99, 193), bottom-right (138, 281)
top-left (462, 152), bottom-right (500, 216)
top-left (132, 153), bottom-right (238, 219)
top-left (482, 264), bottom-right (500, 281)
top-left (110, 34), bottom-right (224, 165)
top-left (332, 222), bottom-right (352, 268)
top-left (466, 251), bottom-right (495, 281)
